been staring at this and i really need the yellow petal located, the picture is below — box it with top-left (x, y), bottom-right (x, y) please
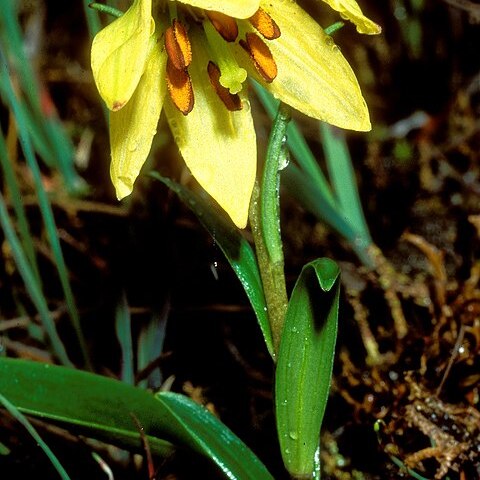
top-left (165, 30), bottom-right (256, 228)
top-left (91, 0), bottom-right (154, 111)
top-left (238, 0), bottom-right (371, 131)
top-left (110, 44), bottom-right (167, 199)
top-left (321, 0), bottom-right (381, 34)
top-left (176, 0), bottom-right (260, 19)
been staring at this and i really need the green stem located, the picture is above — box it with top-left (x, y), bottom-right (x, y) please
top-left (261, 102), bottom-right (291, 265)
top-left (249, 182), bottom-right (288, 356)
top-left (324, 21), bottom-right (344, 35)
top-left (88, 2), bottom-right (123, 18)
top-left (249, 102), bottom-right (293, 356)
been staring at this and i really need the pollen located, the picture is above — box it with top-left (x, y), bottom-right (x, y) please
top-left (249, 8), bottom-right (281, 40)
top-left (165, 19), bottom-right (192, 70)
top-left (206, 11), bottom-right (238, 42)
top-left (240, 33), bottom-right (278, 83)
top-left (207, 62), bottom-right (242, 112)
top-left (166, 59), bottom-right (194, 115)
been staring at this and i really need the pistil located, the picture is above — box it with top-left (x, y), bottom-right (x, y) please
top-left (203, 20), bottom-right (247, 95)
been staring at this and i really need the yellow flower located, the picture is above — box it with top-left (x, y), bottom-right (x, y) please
top-left (91, 0), bottom-right (380, 228)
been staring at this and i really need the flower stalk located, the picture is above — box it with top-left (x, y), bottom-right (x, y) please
top-left (249, 182), bottom-right (288, 357)
top-left (249, 102), bottom-right (291, 355)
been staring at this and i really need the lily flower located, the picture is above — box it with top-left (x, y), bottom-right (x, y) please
top-left (91, 0), bottom-right (380, 228)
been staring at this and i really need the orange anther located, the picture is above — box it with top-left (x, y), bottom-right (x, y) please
top-left (166, 58), bottom-right (194, 115)
top-left (249, 8), bottom-right (281, 40)
top-left (165, 19), bottom-right (192, 70)
top-left (206, 11), bottom-right (239, 42)
top-left (240, 33), bottom-right (277, 83)
top-left (207, 62), bottom-right (242, 111)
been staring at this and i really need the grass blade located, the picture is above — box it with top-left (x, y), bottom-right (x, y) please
top-left (0, 191), bottom-right (73, 366)
top-left (137, 305), bottom-right (169, 389)
top-left (114, 292), bottom-right (134, 385)
top-left (0, 393), bottom-right (72, 480)
top-left (0, 132), bottom-right (41, 285)
top-left (0, 0), bottom-right (83, 192)
top-left (283, 164), bottom-right (373, 266)
top-left (0, 59), bottom-right (91, 368)
top-left (320, 123), bottom-right (372, 243)
top-left (252, 80), bottom-right (336, 208)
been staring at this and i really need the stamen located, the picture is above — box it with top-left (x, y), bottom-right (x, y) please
top-left (206, 11), bottom-right (238, 42)
top-left (165, 19), bottom-right (192, 70)
top-left (249, 8), bottom-right (281, 40)
top-left (207, 62), bottom-right (242, 112)
top-left (203, 20), bottom-right (247, 94)
top-left (240, 33), bottom-right (277, 83)
top-left (166, 59), bottom-right (194, 115)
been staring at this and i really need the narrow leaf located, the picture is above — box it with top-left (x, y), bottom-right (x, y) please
top-left (251, 80), bottom-right (336, 208)
top-left (0, 393), bottom-right (72, 480)
top-left (320, 123), bottom-right (372, 244)
top-left (114, 292), bottom-right (134, 385)
top-left (0, 60), bottom-right (91, 368)
top-left (0, 132), bottom-right (42, 285)
top-left (0, 192), bottom-right (72, 367)
top-left (275, 258), bottom-right (340, 478)
top-left (283, 164), bottom-right (374, 268)
top-left (149, 172), bottom-right (274, 357)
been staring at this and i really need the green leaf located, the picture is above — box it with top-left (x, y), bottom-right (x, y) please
top-left (0, 392), bottom-right (72, 479)
top-left (157, 392), bottom-right (274, 480)
top-left (320, 123), bottom-right (372, 244)
top-left (0, 60), bottom-right (91, 368)
top-left (251, 80), bottom-right (336, 208)
top-left (275, 258), bottom-right (340, 479)
top-left (0, 358), bottom-right (273, 479)
top-left (149, 172), bottom-right (274, 357)
top-left (114, 292), bottom-right (134, 385)
top-left (0, 192), bottom-right (72, 367)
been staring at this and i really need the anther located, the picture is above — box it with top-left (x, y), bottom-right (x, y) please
top-left (166, 59), bottom-right (194, 115)
top-left (207, 62), bottom-right (242, 111)
top-left (165, 19), bottom-right (192, 70)
top-left (240, 33), bottom-right (277, 83)
top-left (206, 11), bottom-right (238, 42)
top-left (249, 8), bottom-right (281, 40)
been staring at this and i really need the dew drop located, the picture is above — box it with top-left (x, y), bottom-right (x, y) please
top-left (289, 431), bottom-right (298, 440)
top-left (210, 261), bottom-right (219, 280)
top-left (278, 151), bottom-right (289, 171)
top-left (128, 139), bottom-right (139, 152)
